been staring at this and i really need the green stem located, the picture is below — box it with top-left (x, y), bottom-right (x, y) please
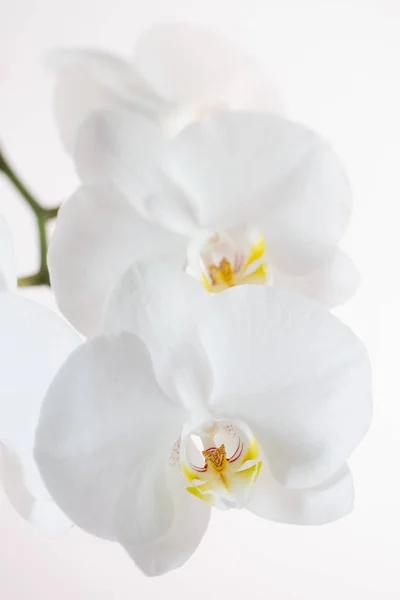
top-left (17, 273), bottom-right (44, 287)
top-left (0, 148), bottom-right (59, 287)
top-left (44, 205), bottom-right (59, 219)
top-left (37, 214), bottom-right (50, 285)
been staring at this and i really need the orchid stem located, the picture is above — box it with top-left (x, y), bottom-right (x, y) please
top-left (0, 148), bottom-right (59, 287)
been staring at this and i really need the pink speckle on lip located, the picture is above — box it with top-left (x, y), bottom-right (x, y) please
top-left (169, 438), bottom-right (181, 467)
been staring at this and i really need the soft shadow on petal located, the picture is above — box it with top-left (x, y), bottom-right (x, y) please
top-left (273, 249), bottom-right (360, 307)
top-left (199, 285), bottom-right (372, 489)
top-left (35, 333), bottom-right (184, 540)
top-left (116, 465), bottom-right (211, 576)
top-left (247, 462), bottom-right (354, 525)
top-left (48, 184), bottom-right (183, 337)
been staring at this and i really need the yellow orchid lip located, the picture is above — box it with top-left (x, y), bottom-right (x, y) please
top-left (180, 419), bottom-right (262, 509)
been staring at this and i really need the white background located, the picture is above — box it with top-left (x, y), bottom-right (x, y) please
top-left (0, 0), bottom-right (399, 598)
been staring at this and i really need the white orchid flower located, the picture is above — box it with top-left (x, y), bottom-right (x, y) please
top-left (49, 22), bottom-right (280, 153)
top-left (34, 263), bottom-right (372, 576)
top-left (0, 217), bottom-right (81, 532)
top-left (49, 108), bottom-right (358, 337)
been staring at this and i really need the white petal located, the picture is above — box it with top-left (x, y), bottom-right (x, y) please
top-left (104, 262), bottom-right (213, 418)
top-left (273, 248), bottom-right (360, 307)
top-left (0, 293), bottom-right (80, 530)
top-left (247, 463), bottom-right (354, 525)
top-left (0, 446), bottom-right (71, 534)
top-left (167, 111), bottom-right (351, 273)
top-left (0, 217), bottom-right (16, 291)
top-left (49, 48), bottom-right (166, 153)
top-left (74, 110), bottom-right (197, 234)
top-left (34, 333), bottom-right (185, 540)
top-left (116, 466), bottom-right (210, 576)
top-left (133, 22), bottom-right (280, 111)
top-left (104, 261), bottom-right (207, 380)
top-left (48, 184), bottom-right (183, 337)
top-left (116, 457), bottom-right (175, 546)
top-left (104, 261), bottom-right (205, 344)
top-left (198, 285), bottom-right (372, 489)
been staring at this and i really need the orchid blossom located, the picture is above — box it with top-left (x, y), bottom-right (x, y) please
top-left (49, 109), bottom-right (358, 337)
top-left (49, 22), bottom-right (279, 153)
top-left (34, 263), bottom-right (372, 576)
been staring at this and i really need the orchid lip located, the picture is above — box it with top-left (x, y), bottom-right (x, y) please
top-left (186, 226), bottom-right (268, 293)
top-left (178, 418), bottom-right (262, 510)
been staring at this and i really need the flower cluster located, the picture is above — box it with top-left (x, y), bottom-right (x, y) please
top-left (0, 23), bottom-right (371, 576)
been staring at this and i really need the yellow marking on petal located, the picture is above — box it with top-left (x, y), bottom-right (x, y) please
top-left (241, 262), bottom-right (267, 285)
top-left (235, 461), bottom-right (263, 485)
top-left (254, 461), bottom-right (262, 483)
top-left (245, 236), bottom-right (265, 268)
top-left (200, 272), bottom-right (213, 292)
top-left (182, 463), bottom-right (200, 482)
top-left (218, 471), bottom-right (230, 491)
top-left (186, 484), bottom-right (214, 504)
top-left (241, 437), bottom-right (259, 464)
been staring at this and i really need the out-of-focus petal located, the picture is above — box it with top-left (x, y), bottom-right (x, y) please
top-left (273, 248), bottom-right (360, 307)
top-left (49, 48), bottom-right (166, 153)
top-left (0, 293), bottom-right (81, 530)
top-left (0, 446), bottom-right (71, 533)
top-left (133, 22), bottom-right (280, 111)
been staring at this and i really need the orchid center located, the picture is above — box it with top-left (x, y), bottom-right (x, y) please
top-left (163, 104), bottom-right (224, 137)
top-left (180, 419), bottom-right (262, 510)
top-left (186, 226), bottom-right (268, 293)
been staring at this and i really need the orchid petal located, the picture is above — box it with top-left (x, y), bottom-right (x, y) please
top-left (247, 463), bottom-right (354, 525)
top-left (35, 333), bottom-right (184, 539)
top-left (273, 248), bottom-right (360, 306)
top-left (167, 111), bottom-right (351, 274)
top-left (74, 110), bottom-right (197, 234)
top-left (49, 48), bottom-right (165, 153)
top-left (0, 293), bottom-right (80, 531)
top-left (115, 464), bottom-right (210, 576)
top-left (198, 285), bottom-right (372, 489)
top-left (48, 184), bottom-right (183, 337)
top-left (0, 446), bottom-right (71, 533)
top-left (103, 261), bottom-right (211, 410)
top-left (133, 22), bottom-right (280, 112)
